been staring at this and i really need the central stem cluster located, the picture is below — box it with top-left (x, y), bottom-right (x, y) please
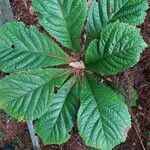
top-left (69, 60), bottom-right (85, 69)
top-left (69, 57), bottom-right (85, 77)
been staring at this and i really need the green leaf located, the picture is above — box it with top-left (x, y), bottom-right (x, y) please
top-left (77, 76), bottom-right (131, 150)
top-left (86, 21), bottom-right (147, 75)
top-left (32, 0), bottom-right (87, 51)
top-left (86, 0), bottom-right (148, 42)
top-left (35, 77), bottom-right (80, 145)
top-left (0, 21), bottom-right (69, 72)
top-left (0, 69), bottom-right (70, 121)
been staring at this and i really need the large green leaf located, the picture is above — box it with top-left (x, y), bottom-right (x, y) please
top-left (86, 21), bottom-right (147, 75)
top-left (32, 0), bottom-right (87, 51)
top-left (35, 77), bottom-right (80, 145)
top-left (77, 76), bottom-right (131, 150)
top-left (86, 0), bottom-right (148, 42)
top-left (0, 21), bottom-right (69, 72)
top-left (0, 69), bottom-right (70, 120)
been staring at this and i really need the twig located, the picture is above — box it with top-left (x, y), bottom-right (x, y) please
top-left (128, 105), bottom-right (146, 150)
top-left (133, 122), bottom-right (146, 150)
top-left (27, 121), bottom-right (41, 150)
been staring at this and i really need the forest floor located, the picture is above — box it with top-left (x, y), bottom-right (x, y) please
top-left (0, 0), bottom-right (150, 150)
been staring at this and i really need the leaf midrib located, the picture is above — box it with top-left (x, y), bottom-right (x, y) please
top-left (1, 47), bottom-right (68, 61)
top-left (86, 78), bottom-right (129, 147)
top-left (85, 78), bottom-right (111, 149)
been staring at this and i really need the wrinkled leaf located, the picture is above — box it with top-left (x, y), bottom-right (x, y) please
top-left (0, 22), bottom-right (69, 72)
top-left (86, 0), bottom-right (148, 42)
top-left (32, 0), bottom-right (87, 51)
top-left (35, 77), bottom-right (80, 144)
top-left (86, 21), bottom-right (147, 75)
top-left (0, 69), bottom-right (69, 120)
top-left (78, 76), bottom-right (131, 150)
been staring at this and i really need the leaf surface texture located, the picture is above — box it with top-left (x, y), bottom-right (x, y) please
top-left (0, 22), bottom-right (69, 72)
top-left (86, 21), bottom-right (147, 75)
top-left (32, 0), bottom-right (87, 51)
top-left (86, 0), bottom-right (148, 42)
top-left (35, 77), bottom-right (80, 144)
top-left (0, 69), bottom-right (69, 120)
top-left (78, 76), bottom-right (131, 150)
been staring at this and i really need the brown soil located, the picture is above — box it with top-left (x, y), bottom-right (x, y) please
top-left (0, 0), bottom-right (149, 150)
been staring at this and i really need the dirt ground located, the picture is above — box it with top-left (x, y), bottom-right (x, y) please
top-left (0, 0), bottom-right (150, 150)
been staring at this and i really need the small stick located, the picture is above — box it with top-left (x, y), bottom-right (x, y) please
top-left (27, 121), bottom-right (41, 150)
top-left (133, 122), bottom-right (146, 150)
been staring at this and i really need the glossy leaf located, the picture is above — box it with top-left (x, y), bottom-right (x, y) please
top-left (86, 0), bottom-right (148, 42)
top-left (86, 21), bottom-right (147, 75)
top-left (35, 77), bottom-right (80, 144)
top-left (78, 76), bottom-right (131, 150)
top-left (32, 0), bottom-right (87, 51)
top-left (0, 22), bottom-right (69, 72)
top-left (0, 69), bottom-right (69, 120)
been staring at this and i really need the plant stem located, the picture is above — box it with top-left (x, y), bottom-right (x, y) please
top-left (27, 121), bottom-right (41, 150)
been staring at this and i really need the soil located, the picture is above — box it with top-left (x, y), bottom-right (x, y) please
top-left (0, 0), bottom-right (150, 150)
